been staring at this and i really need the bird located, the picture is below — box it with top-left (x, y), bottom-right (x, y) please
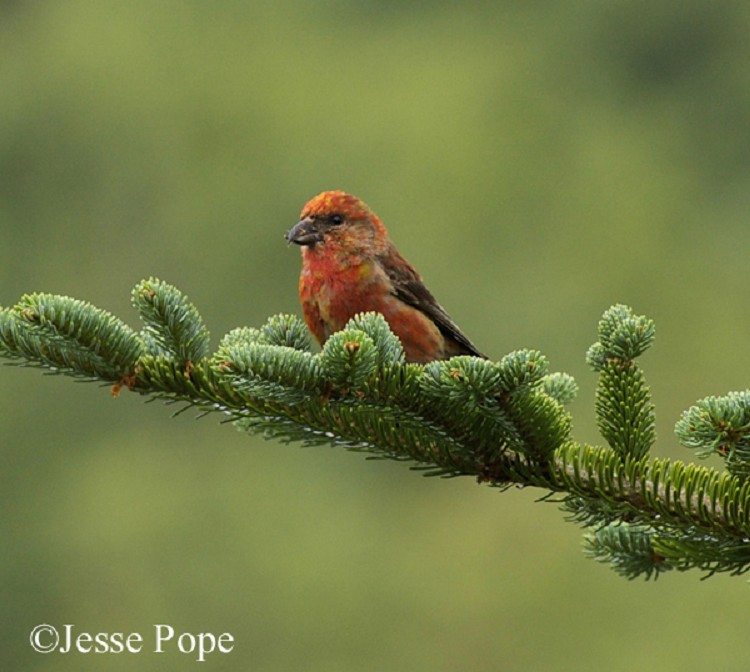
top-left (286, 190), bottom-right (485, 363)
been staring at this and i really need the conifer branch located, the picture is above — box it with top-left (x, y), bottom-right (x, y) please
top-left (3, 281), bottom-right (750, 579)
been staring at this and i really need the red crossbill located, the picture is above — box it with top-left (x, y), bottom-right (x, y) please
top-left (286, 191), bottom-right (485, 363)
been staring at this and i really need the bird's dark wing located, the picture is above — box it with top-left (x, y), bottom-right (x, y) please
top-left (378, 249), bottom-right (486, 359)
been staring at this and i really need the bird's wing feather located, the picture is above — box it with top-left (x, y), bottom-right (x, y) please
top-left (378, 249), bottom-right (486, 358)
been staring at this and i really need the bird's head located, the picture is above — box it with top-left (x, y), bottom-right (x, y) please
top-left (286, 191), bottom-right (389, 253)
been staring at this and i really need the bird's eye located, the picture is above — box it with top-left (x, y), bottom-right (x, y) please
top-left (330, 214), bottom-right (343, 225)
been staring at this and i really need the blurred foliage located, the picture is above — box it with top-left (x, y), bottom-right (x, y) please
top-left (3, 1), bottom-right (750, 671)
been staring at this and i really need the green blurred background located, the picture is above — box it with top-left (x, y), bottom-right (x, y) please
top-left (3, 1), bottom-right (750, 670)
